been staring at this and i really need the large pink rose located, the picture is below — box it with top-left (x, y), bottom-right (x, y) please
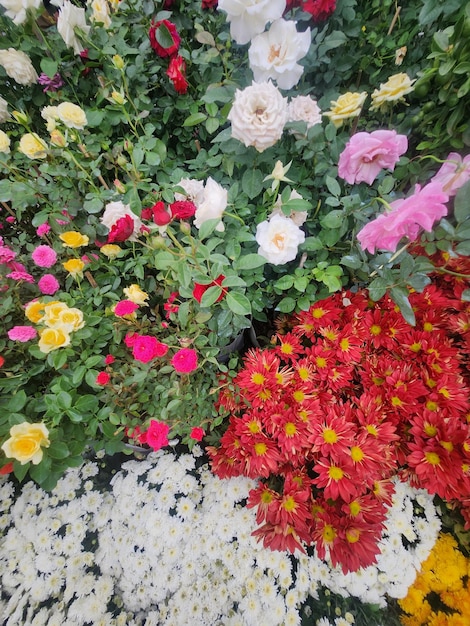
top-left (338, 130), bottom-right (408, 185)
top-left (357, 182), bottom-right (448, 254)
top-left (430, 152), bottom-right (470, 196)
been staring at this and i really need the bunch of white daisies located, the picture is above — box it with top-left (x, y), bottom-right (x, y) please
top-left (0, 447), bottom-right (441, 626)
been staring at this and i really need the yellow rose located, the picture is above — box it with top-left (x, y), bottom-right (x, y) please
top-left (62, 258), bottom-right (85, 277)
top-left (0, 129), bottom-right (10, 154)
top-left (38, 327), bottom-right (71, 353)
top-left (1, 422), bottom-right (50, 465)
top-left (56, 307), bottom-right (85, 332)
top-left (25, 300), bottom-right (48, 323)
top-left (123, 284), bottom-right (149, 305)
top-left (43, 301), bottom-right (69, 327)
top-left (370, 73), bottom-right (415, 111)
top-left (324, 92), bottom-right (367, 128)
top-left (56, 102), bottom-right (87, 130)
top-left (59, 231), bottom-right (89, 248)
top-left (100, 244), bottom-right (122, 259)
top-left (18, 132), bottom-right (48, 159)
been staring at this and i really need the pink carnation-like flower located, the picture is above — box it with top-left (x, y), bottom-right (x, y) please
top-left (38, 274), bottom-right (60, 295)
top-left (7, 325), bottom-right (38, 342)
top-left (171, 348), bottom-right (198, 373)
top-left (0, 245), bottom-right (16, 264)
top-left (114, 300), bottom-right (139, 316)
top-left (132, 335), bottom-right (169, 363)
top-left (31, 245), bottom-right (57, 268)
top-left (6, 270), bottom-right (34, 283)
top-left (190, 427), bottom-right (205, 441)
top-left (338, 130), bottom-right (408, 185)
top-left (6, 217), bottom-right (15, 224)
top-left (36, 223), bottom-right (51, 237)
top-left (145, 419), bottom-right (170, 451)
top-left (96, 371), bottom-right (110, 385)
top-left (357, 182), bottom-right (449, 254)
top-left (431, 152), bottom-right (470, 196)
top-left (124, 333), bottom-right (137, 348)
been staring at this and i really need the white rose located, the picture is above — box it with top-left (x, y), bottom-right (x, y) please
top-left (0, 48), bottom-right (38, 85)
top-left (194, 177), bottom-right (228, 232)
top-left (270, 189), bottom-right (308, 227)
top-left (100, 201), bottom-right (143, 241)
top-left (218, 0), bottom-right (286, 45)
top-left (228, 81), bottom-right (288, 153)
top-left (0, 0), bottom-right (41, 24)
top-left (256, 213), bottom-right (305, 265)
top-left (174, 178), bottom-right (205, 205)
top-left (0, 130), bottom-right (10, 154)
top-left (0, 97), bottom-right (9, 124)
top-left (288, 95), bottom-right (322, 131)
top-left (248, 19), bottom-right (311, 90)
top-left (90, 0), bottom-right (111, 28)
top-left (41, 105), bottom-right (59, 131)
top-left (57, 0), bottom-right (90, 55)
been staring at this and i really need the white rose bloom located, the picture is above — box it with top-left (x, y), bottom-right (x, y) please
top-left (0, 130), bottom-right (11, 154)
top-left (288, 95), bottom-right (322, 129)
top-left (228, 81), bottom-right (288, 153)
top-left (0, 97), bottom-right (9, 124)
top-left (90, 0), bottom-right (111, 28)
top-left (270, 189), bottom-right (308, 227)
top-left (194, 177), bottom-right (228, 233)
top-left (218, 0), bottom-right (286, 45)
top-left (100, 201), bottom-right (143, 241)
top-left (0, 0), bottom-right (41, 24)
top-left (41, 105), bottom-right (59, 131)
top-left (0, 48), bottom-right (38, 85)
top-left (174, 178), bottom-right (205, 205)
top-left (57, 0), bottom-right (90, 55)
top-left (248, 19), bottom-right (311, 90)
top-left (256, 213), bottom-right (305, 265)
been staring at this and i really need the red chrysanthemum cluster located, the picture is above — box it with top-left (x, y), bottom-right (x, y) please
top-left (208, 270), bottom-right (470, 573)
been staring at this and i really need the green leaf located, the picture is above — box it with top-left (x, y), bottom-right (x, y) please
top-left (340, 254), bottom-right (362, 269)
top-left (226, 292), bottom-right (251, 316)
top-left (301, 237), bottom-right (323, 251)
top-left (320, 210), bottom-right (344, 229)
top-left (183, 113), bottom-right (207, 127)
top-left (276, 297), bottom-right (296, 313)
top-left (57, 391), bottom-right (72, 410)
top-left (454, 180), bottom-right (470, 223)
top-left (85, 110), bottom-right (105, 128)
top-left (29, 461), bottom-right (51, 485)
top-left (74, 395), bottom-right (98, 413)
top-left (241, 169), bottom-right (264, 199)
top-left (40, 58), bottom-right (58, 78)
top-left (200, 285), bottom-right (223, 307)
top-left (155, 21), bottom-right (177, 49)
top-left (47, 441), bottom-right (70, 459)
top-left (368, 278), bottom-right (388, 301)
top-left (6, 390), bottom-right (27, 413)
top-left (274, 275), bottom-right (295, 290)
top-left (390, 287), bottom-right (415, 326)
top-left (13, 461), bottom-right (30, 482)
top-left (221, 275), bottom-right (246, 287)
top-left (235, 254), bottom-right (267, 270)
top-left (325, 175), bottom-right (341, 197)
top-left (198, 218), bottom-right (221, 240)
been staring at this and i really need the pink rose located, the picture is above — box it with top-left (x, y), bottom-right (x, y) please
top-left (96, 372), bottom-right (110, 385)
top-left (357, 182), bottom-right (449, 254)
top-left (7, 325), bottom-right (37, 342)
top-left (114, 300), bottom-right (139, 316)
top-left (132, 335), bottom-right (169, 363)
top-left (171, 348), bottom-right (198, 373)
top-left (431, 152), bottom-right (470, 196)
top-left (338, 130), bottom-right (408, 185)
top-left (144, 419), bottom-right (170, 451)
top-left (38, 274), bottom-right (60, 295)
top-left (31, 245), bottom-right (57, 268)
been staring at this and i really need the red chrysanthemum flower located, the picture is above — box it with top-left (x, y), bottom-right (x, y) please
top-left (273, 332), bottom-right (304, 362)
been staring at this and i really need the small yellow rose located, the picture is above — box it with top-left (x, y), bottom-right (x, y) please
top-left (324, 92), bottom-right (368, 128)
top-left (1, 422), bottom-right (50, 465)
top-left (100, 244), bottom-right (122, 259)
top-left (56, 102), bottom-right (87, 130)
top-left (43, 301), bottom-right (69, 327)
top-left (370, 73), bottom-right (415, 111)
top-left (56, 307), bottom-right (85, 332)
top-left (25, 300), bottom-right (49, 323)
top-left (123, 284), bottom-right (149, 305)
top-left (0, 130), bottom-right (10, 154)
top-left (38, 327), bottom-right (71, 353)
top-left (59, 231), bottom-right (89, 248)
top-left (62, 258), bottom-right (85, 277)
top-left (18, 133), bottom-right (48, 159)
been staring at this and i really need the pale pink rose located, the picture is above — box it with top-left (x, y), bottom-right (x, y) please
top-left (338, 130), bottom-right (408, 185)
top-left (357, 182), bottom-right (449, 254)
top-left (431, 152), bottom-right (470, 196)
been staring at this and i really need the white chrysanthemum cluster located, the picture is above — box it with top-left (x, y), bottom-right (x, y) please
top-left (0, 451), bottom-right (440, 625)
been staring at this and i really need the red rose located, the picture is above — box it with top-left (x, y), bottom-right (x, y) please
top-left (150, 201), bottom-right (172, 226)
top-left (193, 274), bottom-right (226, 304)
top-left (166, 55), bottom-right (188, 95)
top-left (107, 215), bottom-right (134, 243)
top-left (149, 19), bottom-right (181, 58)
top-left (170, 200), bottom-right (196, 219)
top-left (96, 371), bottom-right (110, 385)
top-left (202, 0), bottom-right (218, 8)
top-left (302, 0), bottom-right (336, 21)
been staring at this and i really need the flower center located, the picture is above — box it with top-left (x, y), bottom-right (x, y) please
top-left (272, 233), bottom-right (285, 250)
top-left (268, 44), bottom-right (282, 63)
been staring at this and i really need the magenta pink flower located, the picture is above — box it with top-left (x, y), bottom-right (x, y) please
top-left (190, 427), bottom-right (205, 441)
top-left (431, 152), bottom-right (470, 196)
top-left (357, 182), bottom-right (449, 254)
top-left (38, 274), bottom-right (60, 295)
top-left (36, 223), bottom-right (51, 237)
top-left (7, 325), bottom-right (38, 342)
top-left (132, 335), bottom-right (169, 363)
top-left (171, 348), bottom-right (198, 373)
top-left (6, 216), bottom-right (15, 224)
top-left (145, 420), bottom-right (170, 451)
top-left (96, 371), bottom-right (110, 385)
top-left (31, 245), bottom-right (57, 268)
top-left (338, 130), bottom-right (408, 185)
top-left (7, 270), bottom-right (34, 283)
top-left (124, 333), bottom-right (137, 348)
top-left (114, 300), bottom-right (139, 316)
top-left (0, 245), bottom-right (16, 264)
top-left (104, 354), bottom-right (115, 365)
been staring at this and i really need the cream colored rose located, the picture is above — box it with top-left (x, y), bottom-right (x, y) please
top-left (123, 284), bottom-right (149, 305)
top-left (55, 307), bottom-right (85, 332)
top-left (90, 0), bottom-right (111, 28)
top-left (100, 244), bottom-right (122, 259)
top-left (25, 300), bottom-right (48, 323)
top-left (324, 91), bottom-right (367, 128)
top-left (59, 231), bottom-right (89, 248)
top-left (56, 102), bottom-right (87, 130)
top-left (256, 213), bottom-right (305, 265)
top-left (43, 302), bottom-right (69, 327)
top-left (57, 0), bottom-right (90, 55)
top-left (0, 130), bottom-right (10, 154)
top-left (0, 0), bottom-right (41, 24)
top-left (18, 133), bottom-right (48, 159)
top-left (0, 96), bottom-right (10, 124)
top-left (41, 105), bottom-right (59, 131)
top-left (228, 81), bottom-right (288, 152)
top-left (100, 200), bottom-right (143, 241)
top-left (1, 422), bottom-right (50, 465)
top-left (370, 73), bottom-right (415, 111)
top-left (218, 0), bottom-right (286, 45)
top-left (38, 327), bottom-right (71, 353)
top-left (0, 48), bottom-right (38, 85)
top-left (288, 95), bottom-right (322, 134)
top-left (194, 177), bottom-right (228, 233)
